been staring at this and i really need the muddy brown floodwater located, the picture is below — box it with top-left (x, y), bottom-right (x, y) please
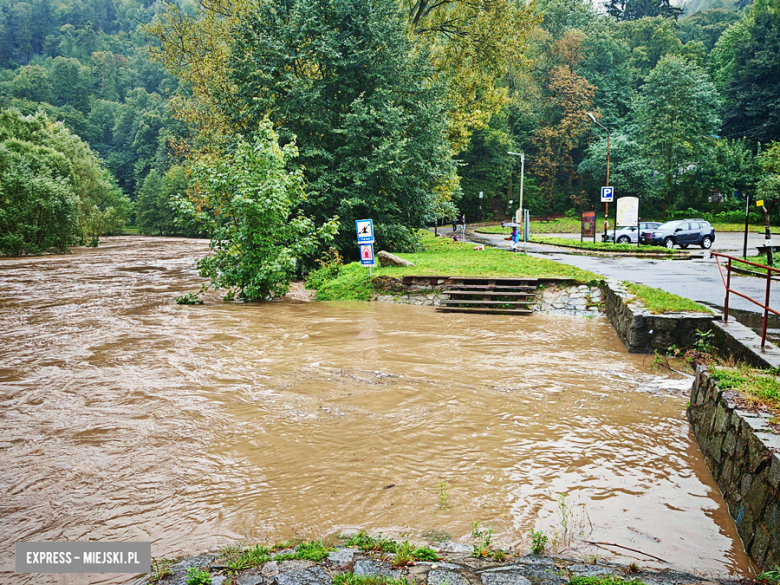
top-left (0, 237), bottom-right (755, 584)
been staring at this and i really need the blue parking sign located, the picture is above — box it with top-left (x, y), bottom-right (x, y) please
top-left (600, 186), bottom-right (614, 202)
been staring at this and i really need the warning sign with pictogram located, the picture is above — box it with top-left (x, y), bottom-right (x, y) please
top-left (355, 219), bottom-right (374, 244)
top-left (360, 243), bottom-right (375, 266)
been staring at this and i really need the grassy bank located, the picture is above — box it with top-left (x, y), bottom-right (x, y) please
top-left (623, 282), bottom-right (712, 314)
top-left (710, 365), bottom-right (780, 414)
top-left (529, 236), bottom-right (676, 254)
top-left (307, 232), bottom-right (600, 301)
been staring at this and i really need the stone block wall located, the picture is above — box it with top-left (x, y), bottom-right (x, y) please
top-left (688, 369), bottom-right (780, 568)
top-left (605, 281), bottom-right (715, 353)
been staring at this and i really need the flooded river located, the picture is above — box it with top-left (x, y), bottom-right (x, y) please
top-left (0, 237), bottom-right (754, 583)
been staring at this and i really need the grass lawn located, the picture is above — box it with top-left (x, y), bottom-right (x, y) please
top-left (623, 282), bottom-right (712, 314)
top-left (474, 217), bottom-right (581, 235)
top-left (122, 227), bottom-right (140, 235)
top-left (530, 236), bottom-right (676, 254)
top-left (710, 365), bottom-right (780, 414)
top-left (732, 254), bottom-right (777, 270)
top-left (307, 231), bottom-right (601, 301)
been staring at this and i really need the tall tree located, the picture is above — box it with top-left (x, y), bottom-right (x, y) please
top-left (634, 55), bottom-right (721, 205)
top-left (225, 0), bottom-right (457, 254)
top-left (720, 0), bottom-right (780, 143)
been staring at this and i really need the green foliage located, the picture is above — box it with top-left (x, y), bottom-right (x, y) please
top-left (568, 578), bottom-right (646, 585)
top-left (471, 522), bottom-right (493, 557)
top-left (179, 120), bottom-right (339, 302)
top-left (175, 292), bottom-right (204, 305)
top-left (0, 108), bottom-right (129, 254)
top-left (758, 566), bottom-right (780, 584)
top-left (220, 544), bottom-right (271, 574)
top-left (344, 531), bottom-right (398, 553)
top-left (720, 3), bottom-right (780, 143)
top-left (307, 232), bottom-right (601, 301)
top-left (226, 0), bottom-right (456, 257)
top-left (693, 328), bottom-right (715, 352)
top-left (438, 480), bottom-right (449, 510)
top-left (148, 558), bottom-right (174, 583)
top-left (137, 166), bottom-right (200, 236)
top-left (623, 282), bottom-right (713, 313)
top-left (278, 540), bottom-right (332, 563)
top-left (185, 567), bottom-right (211, 585)
top-left (710, 366), bottom-right (780, 410)
top-left (333, 574), bottom-right (410, 585)
top-left (634, 55), bottom-right (721, 205)
top-left (529, 529), bottom-right (548, 555)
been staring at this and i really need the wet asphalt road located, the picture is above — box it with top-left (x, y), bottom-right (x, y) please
top-left (470, 230), bottom-right (780, 315)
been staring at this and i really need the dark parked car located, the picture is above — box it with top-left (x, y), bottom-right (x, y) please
top-left (644, 219), bottom-right (715, 249)
top-left (604, 222), bottom-right (662, 244)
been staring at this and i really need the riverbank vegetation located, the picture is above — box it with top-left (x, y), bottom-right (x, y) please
top-left (709, 365), bottom-right (780, 415)
top-left (306, 233), bottom-right (601, 301)
top-left (623, 282), bottom-right (713, 313)
top-left (0, 109), bottom-right (130, 254)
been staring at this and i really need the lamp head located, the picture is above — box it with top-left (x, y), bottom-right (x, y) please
top-left (586, 112), bottom-right (597, 123)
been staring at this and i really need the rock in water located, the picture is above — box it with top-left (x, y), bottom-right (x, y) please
top-left (377, 251), bottom-right (415, 267)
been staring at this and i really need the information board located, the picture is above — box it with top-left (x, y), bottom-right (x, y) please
top-left (581, 211), bottom-right (596, 240)
top-left (616, 196), bottom-right (639, 227)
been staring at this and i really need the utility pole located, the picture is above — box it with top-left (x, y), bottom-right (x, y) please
top-left (587, 113), bottom-right (610, 239)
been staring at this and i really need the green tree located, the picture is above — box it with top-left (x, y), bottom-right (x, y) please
top-left (578, 134), bottom-right (655, 203)
top-left (137, 165), bottom-right (197, 236)
top-left (0, 108), bottom-right (128, 253)
top-left (633, 55), bottom-right (721, 205)
top-left (720, 0), bottom-right (780, 143)
top-left (226, 0), bottom-right (456, 255)
top-left (178, 121), bottom-right (338, 302)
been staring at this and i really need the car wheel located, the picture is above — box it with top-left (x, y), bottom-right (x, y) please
top-left (701, 236), bottom-right (712, 249)
top-left (679, 243), bottom-right (689, 249)
top-left (617, 236), bottom-right (630, 244)
top-left (664, 237), bottom-right (675, 249)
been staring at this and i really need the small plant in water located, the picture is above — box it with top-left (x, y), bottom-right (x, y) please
top-left (471, 521), bottom-right (493, 557)
top-left (529, 529), bottom-right (547, 555)
top-left (627, 562), bottom-right (640, 574)
top-left (581, 553), bottom-right (600, 564)
top-left (438, 481), bottom-right (449, 510)
top-left (175, 291), bottom-right (203, 305)
top-left (492, 549), bottom-right (508, 562)
top-left (148, 558), bottom-right (174, 583)
top-left (186, 567), bottom-right (211, 585)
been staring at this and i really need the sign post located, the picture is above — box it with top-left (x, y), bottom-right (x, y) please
top-left (600, 186), bottom-right (614, 241)
top-left (355, 219), bottom-right (375, 276)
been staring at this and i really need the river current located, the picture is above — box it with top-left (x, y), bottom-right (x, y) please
top-left (0, 237), bottom-right (754, 583)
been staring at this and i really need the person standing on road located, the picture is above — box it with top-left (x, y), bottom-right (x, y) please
top-left (460, 214), bottom-right (466, 237)
top-left (507, 227), bottom-right (520, 252)
top-left (452, 217), bottom-right (457, 232)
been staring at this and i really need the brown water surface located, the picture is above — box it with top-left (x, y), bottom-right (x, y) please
top-left (0, 237), bottom-right (754, 584)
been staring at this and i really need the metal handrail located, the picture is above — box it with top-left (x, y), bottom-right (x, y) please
top-left (711, 252), bottom-right (780, 348)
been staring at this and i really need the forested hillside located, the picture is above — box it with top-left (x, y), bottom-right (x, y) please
top-left (0, 0), bottom-right (193, 238)
top-left (3, 0), bottom-right (780, 261)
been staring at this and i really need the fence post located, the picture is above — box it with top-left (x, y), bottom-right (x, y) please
top-left (763, 267), bottom-right (772, 348)
top-left (724, 257), bottom-right (731, 323)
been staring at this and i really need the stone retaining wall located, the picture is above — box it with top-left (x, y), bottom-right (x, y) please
top-left (688, 369), bottom-right (780, 569)
top-left (604, 280), bottom-right (715, 353)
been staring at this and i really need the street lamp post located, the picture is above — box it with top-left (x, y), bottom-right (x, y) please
top-left (586, 112), bottom-right (610, 239)
top-left (507, 151), bottom-right (524, 223)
